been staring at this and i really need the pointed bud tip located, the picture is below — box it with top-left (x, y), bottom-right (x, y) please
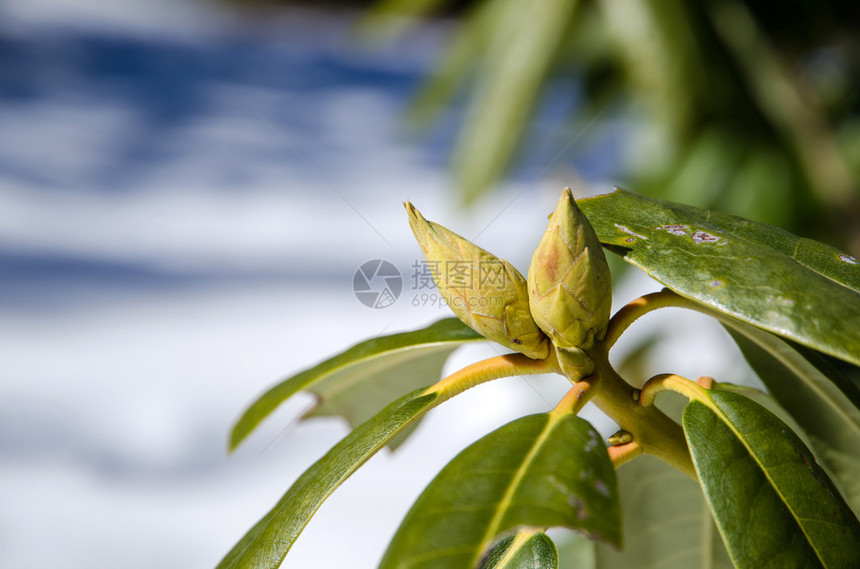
top-left (528, 187), bottom-right (612, 351)
top-left (402, 202), bottom-right (549, 359)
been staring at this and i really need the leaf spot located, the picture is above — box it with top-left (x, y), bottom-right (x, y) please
top-left (709, 280), bottom-right (723, 288)
top-left (691, 231), bottom-right (720, 244)
top-left (839, 253), bottom-right (858, 265)
top-left (584, 431), bottom-right (600, 452)
top-left (657, 224), bottom-right (688, 236)
top-left (614, 224), bottom-right (647, 240)
top-left (595, 480), bottom-right (609, 496)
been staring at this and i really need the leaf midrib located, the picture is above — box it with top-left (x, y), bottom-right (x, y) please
top-left (703, 400), bottom-right (827, 567)
top-left (470, 414), bottom-right (559, 567)
top-left (492, 530), bottom-right (542, 569)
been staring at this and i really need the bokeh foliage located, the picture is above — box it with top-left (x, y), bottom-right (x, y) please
top-left (363, 0), bottom-right (860, 253)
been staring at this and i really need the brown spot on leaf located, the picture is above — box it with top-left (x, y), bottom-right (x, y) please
top-left (658, 224), bottom-right (689, 236)
top-left (691, 231), bottom-right (720, 244)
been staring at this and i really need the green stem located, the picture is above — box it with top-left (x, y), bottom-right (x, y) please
top-left (552, 380), bottom-right (595, 417)
top-left (585, 347), bottom-right (697, 478)
top-left (639, 373), bottom-right (719, 415)
top-left (608, 440), bottom-right (643, 469)
top-left (604, 289), bottom-right (688, 348)
top-left (427, 352), bottom-right (559, 400)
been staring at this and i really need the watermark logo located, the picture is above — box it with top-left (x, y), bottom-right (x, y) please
top-left (354, 259), bottom-right (511, 309)
top-left (353, 259), bottom-right (403, 309)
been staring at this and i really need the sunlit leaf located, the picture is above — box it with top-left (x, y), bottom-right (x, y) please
top-left (579, 188), bottom-right (860, 365)
top-left (229, 318), bottom-right (482, 451)
top-left (379, 411), bottom-right (620, 569)
top-left (217, 388), bottom-right (439, 569)
top-left (480, 530), bottom-right (559, 569)
top-left (723, 324), bottom-right (860, 512)
top-left (684, 390), bottom-right (860, 568)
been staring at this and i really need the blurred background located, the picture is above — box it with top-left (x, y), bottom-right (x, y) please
top-left (1, 0), bottom-right (857, 567)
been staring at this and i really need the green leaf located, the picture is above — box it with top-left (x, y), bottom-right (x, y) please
top-left (578, 188), bottom-right (860, 366)
top-left (229, 318), bottom-right (482, 451)
top-left (722, 324), bottom-right (860, 512)
top-left (480, 530), bottom-right (559, 569)
top-left (684, 390), bottom-right (860, 568)
top-left (216, 388), bottom-right (439, 569)
top-left (379, 411), bottom-right (621, 569)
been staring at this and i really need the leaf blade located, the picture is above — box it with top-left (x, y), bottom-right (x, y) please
top-left (578, 189), bottom-right (860, 365)
top-left (229, 318), bottom-right (482, 450)
top-left (379, 412), bottom-right (621, 569)
top-left (722, 324), bottom-right (860, 512)
top-left (684, 390), bottom-right (860, 568)
top-left (216, 388), bottom-right (439, 569)
top-left (480, 530), bottom-right (559, 569)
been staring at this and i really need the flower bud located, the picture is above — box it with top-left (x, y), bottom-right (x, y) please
top-left (528, 188), bottom-right (611, 357)
top-left (406, 202), bottom-right (550, 359)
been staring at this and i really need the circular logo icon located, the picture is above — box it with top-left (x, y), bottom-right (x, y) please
top-left (353, 259), bottom-right (402, 309)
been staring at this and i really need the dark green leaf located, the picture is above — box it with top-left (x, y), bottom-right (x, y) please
top-left (480, 530), bottom-right (559, 569)
top-left (229, 318), bottom-right (482, 451)
top-left (379, 412), bottom-right (621, 569)
top-left (684, 390), bottom-right (860, 568)
top-left (723, 324), bottom-right (860, 512)
top-left (216, 388), bottom-right (439, 569)
top-left (703, 210), bottom-right (859, 293)
top-left (578, 188), bottom-right (860, 366)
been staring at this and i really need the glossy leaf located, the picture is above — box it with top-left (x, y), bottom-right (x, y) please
top-left (379, 412), bottom-right (621, 569)
top-left (480, 530), bottom-right (559, 569)
top-left (578, 188), bottom-right (860, 366)
top-left (216, 388), bottom-right (439, 569)
top-left (684, 390), bottom-right (860, 568)
top-left (723, 324), bottom-right (860, 511)
top-left (229, 318), bottom-right (482, 451)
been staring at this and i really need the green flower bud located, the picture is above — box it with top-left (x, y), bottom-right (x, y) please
top-left (406, 202), bottom-right (550, 359)
top-left (528, 188), bottom-right (611, 361)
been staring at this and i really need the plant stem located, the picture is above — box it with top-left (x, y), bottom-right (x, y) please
top-left (639, 373), bottom-right (711, 408)
top-left (552, 380), bottom-right (594, 417)
top-left (427, 352), bottom-right (559, 400)
top-left (604, 289), bottom-right (687, 348)
top-left (608, 441), bottom-right (642, 468)
top-left (585, 348), bottom-right (697, 478)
